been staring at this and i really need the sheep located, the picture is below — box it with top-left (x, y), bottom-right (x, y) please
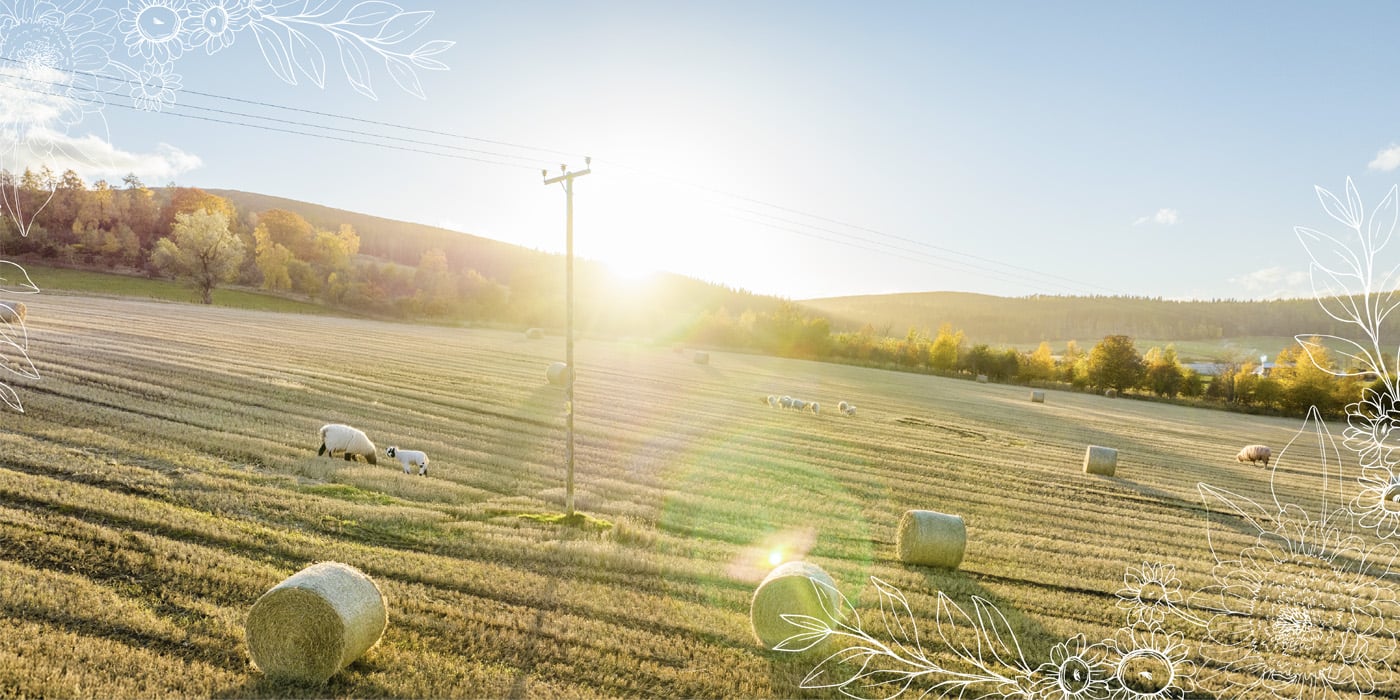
top-left (790, 398), bottom-right (808, 411)
top-left (810, 401), bottom-right (820, 415)
top-left (387, 446), bottom-right (429, 476)
top-left (1236, 444), bottom-right (1271, 468)
top-left (318, 424), bottom-right (377, 465)
top-left (844, 404), bottom-right (856, 416)
top-left (780, 395), bottom-right (794, 409)
top-left (0, 302), bottom-right (25, 323)
top-left (766, 394), bottom-right (779, 408)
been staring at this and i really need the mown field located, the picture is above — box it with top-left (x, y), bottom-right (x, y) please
top-left (2, 294), bottom-right (1397, 698)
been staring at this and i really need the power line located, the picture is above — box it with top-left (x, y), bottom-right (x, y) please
top-left (0, 55), bottom-right (586, 161)
top-left (0, 60), bottom-right (1121, 296)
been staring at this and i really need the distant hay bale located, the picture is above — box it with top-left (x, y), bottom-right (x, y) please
top-left (524, 327), bottom-right (545, 339)
top-left (1083, 445), bottom-right (1118, 476)
top-left (896, 509), bottom-right (967, 569)
top-left (0, 302), bottom-right (25, 323)
top-left (750, 561), bottom-right (841, 650)
top-left (976, 374), bottom-right (988, 383)
top-left (693, 351), bottom-right (710, 365)
top-left (1030, 390), bottom-right (1045, 403)
top-left (1104, 388), bottom-right (1117, 398)
top-left (546, 362), bottom-right (571, 387)
top-left (245, 562), bottom-right (387, 684)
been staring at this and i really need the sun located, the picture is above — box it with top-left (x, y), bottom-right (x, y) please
top-left (604, 254), bottom-right (658, 283)
top-left (768, 549), bottom-right (784, 566)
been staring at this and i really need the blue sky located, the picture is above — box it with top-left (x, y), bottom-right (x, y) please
top-left (7, 1), bottom-right (1400, 300)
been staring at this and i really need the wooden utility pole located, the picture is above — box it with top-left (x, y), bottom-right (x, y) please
top-left (543, 158), bottom-right (590, 516)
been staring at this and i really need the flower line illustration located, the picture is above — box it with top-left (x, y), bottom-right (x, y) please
top-left (775, 178), bottom-right (1400, 698)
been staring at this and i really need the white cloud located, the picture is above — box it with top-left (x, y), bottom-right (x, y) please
top-left (2, 127), bottom-right (201, 182)
top-left (1228, 266), bottom-right (1311, 299)
top-left (1370, 144), bottom-right (1400, 172)
top-left (1133, 208), bottom-right (1179, 226)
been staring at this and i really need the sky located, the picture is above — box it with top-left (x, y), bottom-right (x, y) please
top-left (6, 1), bottom-right (1400, 301)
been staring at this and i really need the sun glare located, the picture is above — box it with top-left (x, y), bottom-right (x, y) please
top-left (768, 549), bottom-right (784, 566)
top-left (605, 255), bottom-right (658, 283)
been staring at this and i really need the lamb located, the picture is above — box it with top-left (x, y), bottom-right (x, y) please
top-left (317, 423), bottom-right (377, 464)
top-left (387, 446), bottom-right (429, 476)
top-left (1236, 444), bottom-right (1271, 468)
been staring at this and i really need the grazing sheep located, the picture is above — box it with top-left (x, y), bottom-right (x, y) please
top-left (1236, 444), bottom-right (1271, 468)
top-left (0, 302), bottom-right (25, 323)
top-left (780, 395), bottom-right (794, 409)
top-left (810, 401), bottom-right (820, 415)
top-left (843, 403), bottom-right (856, 416)
top-left (318, 424), bottom-right (377, 465)
top-left (767, 394), bottom-right (779, 408)
top-left (387, 446), bottom-right (429, 476)
top-left (838, 401), bottom-right (849, 412)
top-left (790, 398), bottom-right (808, 411)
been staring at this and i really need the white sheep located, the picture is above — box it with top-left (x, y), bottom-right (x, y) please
top-left (810, 401), bottom-right (820, 415)
top-left (766, 394), bottom-right (779, 408)
top-left (780, 395), bottom-right (794, 409)
top-left (387, 446), bottom-right (429, 476)
top-left (318, 424), bottom-right (377, 464)
top-left (790, 398), bottom-right (808, 411)
top-left (1236, 444), bottom-right (1271, 468)
top-left (844, 403), bottom-right (856, 416)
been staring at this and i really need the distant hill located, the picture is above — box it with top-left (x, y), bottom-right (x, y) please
top-left (208, 189), bottom-right (788, 335)
top-left (800, 291), bottom-right (1365, 346)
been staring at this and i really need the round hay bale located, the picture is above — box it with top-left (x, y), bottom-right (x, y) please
top-left (246, 562), bottom-right (387, 684)
top-left (750, 560), bottom-right (841, 650)
top-left (693, 351), bottom-right (710, 365)
top-left (524, 327), bottom-right (545, 339)
top-left (976, 374), bottom-right (989, 383)
top-left (1385, 482), bottom-right (1400, 506)
top-left (1030, 390), bottom-right (1045, 403)
top-left (896, 509), bottom-right (967, 569)
top-left (546, 362), bottom-right (571, 387)
top-left (0, 302), bottom-right (25, 323)
top-left (1083, 445), bottom-right (1117, 476)
top-left (1104, 388), bottom-right (1118, 398)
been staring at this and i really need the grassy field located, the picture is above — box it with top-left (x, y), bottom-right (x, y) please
top-left (3, 294), bottom-right (1398, 698)
top-left (20, 263), bottom-right (338, 316)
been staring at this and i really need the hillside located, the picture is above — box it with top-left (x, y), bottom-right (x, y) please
top-left (801, 291), bottom-right (1365, 346)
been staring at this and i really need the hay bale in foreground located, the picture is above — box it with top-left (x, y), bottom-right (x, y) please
top-left (546, 362), bottom-right (571, 387)
top-left (750, 561), bottom-right (841, 650)
top-left (896, 509), bottom-right (967, 569)
top-left (1083, 445), bottom-right (1118, 476)
top-left (0, 302), bottom-right (25, 323)
top-left (693, 351), bottom-right (710, 365)
top-left (976, 374), bottom-right (988, 383)
top-left (1030, 390), bottom-right (1045, 403)
top-left (524, 327), bottom-right (545, 339)
top-left (246, 562), bottom-right (387, 684)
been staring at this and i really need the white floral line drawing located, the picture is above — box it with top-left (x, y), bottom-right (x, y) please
top-left (776, 575), bottom-right (1198, 699)
top-left (0, 259), bottom-right (39, 412)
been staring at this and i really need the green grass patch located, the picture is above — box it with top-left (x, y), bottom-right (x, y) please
top-left (516, 511), bottom-right (615, 531)
top-left (24, 263), bottom-right (338, 315)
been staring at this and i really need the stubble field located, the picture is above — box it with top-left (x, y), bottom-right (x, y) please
top-left (1, 294), bottom-right (1394, 698)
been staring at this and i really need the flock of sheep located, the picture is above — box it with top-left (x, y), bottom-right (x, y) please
top-left (317, 423), bottom-right (430, 476)
top-left (763, 394), bottom-right (857, 416)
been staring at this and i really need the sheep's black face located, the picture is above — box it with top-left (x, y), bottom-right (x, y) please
top-left (386, 447), bottom-right (397, 458)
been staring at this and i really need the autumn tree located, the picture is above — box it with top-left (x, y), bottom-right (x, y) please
top-left (150, 209), bottom-right (245, 304)
top-left (253, 224), bottom-right (292, 291)
top-left (1087, 335), bottom-right (1146, 393)
top-left (1143, 345), bottom-right (1185, 397)
top-left (929, 323), bottom-right (964, 372)
top-left (1022, 341), bottom-right (1056, 382)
